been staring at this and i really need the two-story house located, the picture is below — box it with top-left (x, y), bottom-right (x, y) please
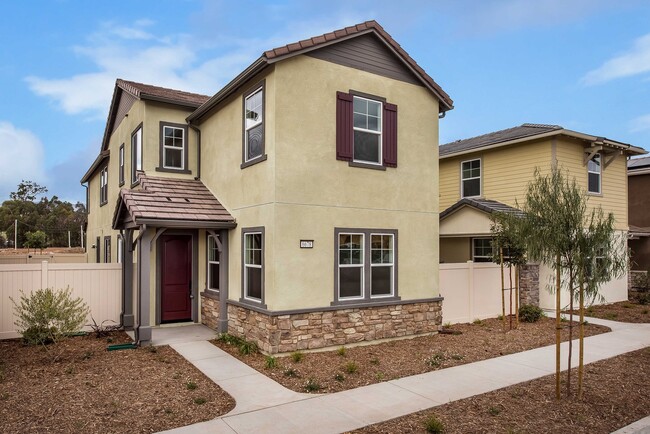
top-left (81, 21), bottom-right (454, 352)
top-left (628, 156), bottom-right (650, 272)
top-left (438, 123), bottom-right (646, 310)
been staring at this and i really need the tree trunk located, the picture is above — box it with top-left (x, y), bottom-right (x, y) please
top-left (500, 248), bottom-right (506, 331)
top-left (555, 255), bottom-right (561, 400)
top-left (578, 278), bottom-right (585, 399)
top-left (567, 271), bottom-right (574, 397)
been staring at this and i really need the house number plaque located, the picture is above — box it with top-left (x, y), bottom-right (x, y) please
top-left (300, 240), bottom-right (314, 249)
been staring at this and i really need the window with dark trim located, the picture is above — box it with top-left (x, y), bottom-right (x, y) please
top-left (104, 236), bottom-right (111, 263)
top-left (336, 90), bottom-right (398, 169)
top-left (99, 166), bottom-right (108, 206)
top-left (95, 236), bottom-right (100, 262)
top-left (461, 159), bottom-right (481, 198)
top-left (241, 81), bottom-right (266, 168)
top-left (158, 122), bottom-right (189, 172)
top-left (334, 228), bottom-right (398, 304)
top-left (118, 144), bottom-right (125, 186)
top-left (241, 227), bottom-right (264, 304)
top-left (207, 234), bottom-right (220, 292)
top-left (131, 124), bottom-right (143, 185)
top-left (588, 153), bottom-right (601, 194)
top-left (117, 235), bottom-right (124, 264)
top-left (472, 238), bottom-right (493, 262)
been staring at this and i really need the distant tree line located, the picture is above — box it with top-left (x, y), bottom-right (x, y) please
top-left (0, 181), bottom-right (86, 248)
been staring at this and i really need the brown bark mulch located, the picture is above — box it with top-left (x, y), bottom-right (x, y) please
top-left (353, 347), bottom-right (650, 434)
top-left (211, 317), bottom-right (609, 394)
top-left (567, 298), bottom-right (650, 323)
top-left (0, 332), bottom-right (235, 433)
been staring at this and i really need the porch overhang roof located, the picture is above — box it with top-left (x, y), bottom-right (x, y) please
top-left (112, 175), bottom-right (236, 230)
top-left (440, 198), bottom-right (524, 221)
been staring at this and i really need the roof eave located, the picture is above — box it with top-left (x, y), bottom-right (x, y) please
top-left (80, 151), bottom-right (110, 183)
top-left (134, 218), bottom-right (237, 229)
top-left (139, 94), bottom-right (205, 109)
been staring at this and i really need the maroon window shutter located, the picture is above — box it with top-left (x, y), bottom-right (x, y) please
top-left (336, 91), bottom-right (353, 161)
top-left (383, 102), bottom-right (398, 167)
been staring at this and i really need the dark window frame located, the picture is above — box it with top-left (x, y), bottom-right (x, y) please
top-left (117, 234), bottom-right (123, 264)
top-left (240, 227), bottom-right (266, 308)
top-left (95, 236), bottom-right (100, 262)
top-left (131, 123), bottom-right (143, 186)
top-left (156, 121), bottom-right (191, 174)
top-left (99, 166), bottom-right (108, 206)
top-left (333, 227), bottom-right (399, 306)
top-left (207, 234), bottom-right (221, 293)
top-left (104, 236), bottom-right (111, 263)
top-left (241, 80), bottom-right (267, 169)
top-left (461, 158), bottom-right (481, 198)
top-left (118, 143), bottom-right (125, 186)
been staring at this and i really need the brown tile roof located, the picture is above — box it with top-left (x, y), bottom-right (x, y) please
top-left (263, 20), bottom-right (453, 111)
top-left (440, 198), bottom-right (524, 220)
top-left (628, 155), bottom-right (650, 169)
top-left (113, 175), bottom-right (235, 228)
top-left (117, 79), bottom-right (210, 108)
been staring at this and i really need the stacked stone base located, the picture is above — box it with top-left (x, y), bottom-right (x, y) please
top-left (519, 264), bottom-right (540, 306)
top-left (200, 293), bottom-right (220, 330)
top-left (201, 294), bottom-right (442, 354)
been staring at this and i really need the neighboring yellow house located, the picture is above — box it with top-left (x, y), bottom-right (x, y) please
top-left (82, 21), bottom-right (454, 352)
top-left (438, 123), bottom-right (646, 309)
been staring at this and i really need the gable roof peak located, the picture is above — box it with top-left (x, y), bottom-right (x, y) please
top-left (116, 78), bottom-right (210, 107)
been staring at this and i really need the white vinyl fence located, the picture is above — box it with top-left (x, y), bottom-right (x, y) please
top-left (0, 261), bottom-right (122, 339)
top-left (439, 261), bottom-right (515, 324)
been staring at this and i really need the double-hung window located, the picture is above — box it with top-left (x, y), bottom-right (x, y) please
top-left (242, 83), bottom-right (265, 166)
top-left (104, 236), bottom-right (111, 263)
top-left (353, 96), bottom-right (382, 165)
top-left (588, 153), bottom-right (601, 194)
top-left (131, 125), bottom-right (142, 184)
top-left (336, 229), bottom-right (397, 303)
top-left (242, 228), bottom-right (264, 303)
top-left (461, 159), bottom-right (481, 198)
top-left (472, 238), bottom-right (493, 262)
top-left (118, 144), bottom-right (125, 186)
top-left (207, 235), bottom-right (220, 292)
top-left (99, 166), bottom-right (108, 205)
top-left (160, 123), bottom-right (187, 170)
top-left (117, 235), bottom-right (124, 264)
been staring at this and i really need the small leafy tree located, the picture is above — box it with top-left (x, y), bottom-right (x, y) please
top-left (24, 230), bottom-right (48, 253)
top-left (11, 287), bottom-right (89, 359)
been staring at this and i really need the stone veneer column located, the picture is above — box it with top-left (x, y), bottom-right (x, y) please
top-left (519, 264), bottom-right (540, 306)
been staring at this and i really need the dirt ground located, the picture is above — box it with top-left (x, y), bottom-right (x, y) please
top-left (211, 317), bottom-right (609, 394)
top-left (0, 332), bottom-right (234, 433)
top-left (567, 297), bottom-right (649, 323)
top-left (354, 347), bottom-right (650, 434)
top-left (0, 247), bottom-right (85, 255)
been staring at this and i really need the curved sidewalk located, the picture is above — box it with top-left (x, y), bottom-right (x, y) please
top-left (161, 317), bottom-right (650, 434)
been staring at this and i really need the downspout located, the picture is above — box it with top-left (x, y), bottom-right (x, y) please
top-left (189, 123), bottom-right (201, 180)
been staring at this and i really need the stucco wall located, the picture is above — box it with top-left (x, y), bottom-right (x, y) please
top-left (440, 237), bottom-right (470, 263)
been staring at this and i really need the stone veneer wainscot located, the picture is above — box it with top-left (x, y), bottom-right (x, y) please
top-left (201, 293), bottom-right (442, 354)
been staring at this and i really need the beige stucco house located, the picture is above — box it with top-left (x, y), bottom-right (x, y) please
top-left (438, 123), bottom-right (646, 310)
top-left (81, 21), bottom-right (454, 352)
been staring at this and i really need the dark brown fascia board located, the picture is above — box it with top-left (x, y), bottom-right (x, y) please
top-left (80, 150), bottom-right (110, 183)
top-left (134, 218), bottom-right (237, 229)
top-left (187, 58), bottom-right (268, 123)
top-left (440, 129), bottom-right (646, 160)
top-left (266, 28), bottom-right (454, 112)
top-left (111, 193), bottom-right (127, 229)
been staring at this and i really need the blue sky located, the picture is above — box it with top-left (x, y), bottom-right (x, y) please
top-left (1, 0), bottom-right (649, 203)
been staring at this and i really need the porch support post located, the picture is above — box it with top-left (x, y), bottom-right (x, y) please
top-left (137, 227), bottom-right (154, 343)
top-left (121, 229), bottom-right (135, 329)
top-left (218, 229), bottom-right (229, 333)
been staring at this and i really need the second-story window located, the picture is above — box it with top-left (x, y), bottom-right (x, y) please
top-left (461, 159), bottom-right (481, 198)
top-left (131, 124), bottom-right (142, 185)
top-left (353, 96), bottom-right (382, 165)
top-left (242, 81), bottom-right (265, 167)
top-left (99, 166), bottom-right (108, 205)
top-left (119, 144), bottom-right (125, 186)
top-left (588, 153), bottom-right (601, 194)
top-left (160, 123), bottom-right (187, 170)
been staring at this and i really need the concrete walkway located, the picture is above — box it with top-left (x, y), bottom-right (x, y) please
top-left (160, 317), bottom-right (650, 434)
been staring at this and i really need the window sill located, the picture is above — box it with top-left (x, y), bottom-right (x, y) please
top-left (331, 295), bottom-right (401, 307)
top-left (349, 161), bottom-right (386, 171)
top-left (130, 180), bottom-right (141, 188)
top-left (587, 191), bottom-right (603, 197)
top-left (200, 290), bottom-right (220, 301)
top-left (238, 296), bottom-right (267, 310)
top-left (119, 181), bottom-right (125, 187)
top-left (100, 201), bottom-right (107, 207)
top-left (155, 167), bottom-right (192, 174)
top-left (240, 154), bottom-right (267, 169)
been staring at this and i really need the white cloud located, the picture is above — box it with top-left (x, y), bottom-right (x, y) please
top-left (0, 122), bottom-right (47, 200)
top-left (629, 113), bottom-right (650, 133)
top-left (582, 33), bottom-right (650, 85)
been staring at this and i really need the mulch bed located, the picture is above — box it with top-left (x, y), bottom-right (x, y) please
top-left (354, 347), bottom-right (650, 434)
top-left (0, 332), bottom-right (234, 433)
top-left (211, 317), bottom-right (609, 394)
top-left (567, 297), bottom-right (649, 323)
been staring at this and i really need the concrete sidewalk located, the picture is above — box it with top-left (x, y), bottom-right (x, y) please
top-left (161, 317), bottom-right (650, 434)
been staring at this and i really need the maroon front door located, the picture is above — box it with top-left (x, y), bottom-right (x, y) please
top-left (161, 235), bottom-right (192, 323)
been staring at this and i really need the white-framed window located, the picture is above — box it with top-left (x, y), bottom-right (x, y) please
top-left (119, 144), bottom-right (125, 186)
top-left (336, 229), bottom-right (397, 302)
top-left (472, 238), bottom-right (493, 262)
top-left (117, 235), bottom-right (124, 264)
top-left (588, 153), bottom-right (601, 194)
top-left (338, 233), bottom-right (365, 299)
top-left (353, 96), bottom-right (382, 165)
top-left (243, 230), bottom-right (263, 301)
top-left (99, 166), bottom-right (108, 205)
top-left (162, 125), bottom-right (185, 169)
top-left (131, 126), bottom-right (142, 184)
top-left (208, 235), bottom-right (220, 291)
top-left (461, 159), bottom-right (481, 198)
top-left (244, 86), bottom-right (264, 162)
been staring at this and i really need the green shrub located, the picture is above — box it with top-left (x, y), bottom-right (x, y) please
top-left (337, 346), bottom-right (347, 357)
top-left (519, 304), bottom-right (545, 323)
top-left (290, 351), bottom-right (305, 363)
top-left (215, 333), bottom-right (258, 355)
top-left (472, 318), bottom-right (483, 325)
top-left (186, 381), bottom-right (197, 390)
top-left (11, 287), bottom-right (89, 346)
top-left (264, 356), bottom-right (277, 369)
top-left (304, 378), bottom-right (321, 392)
top-left (283, 368), bottom-right (298, 377)
top-left (334, 373), bottom-right (345, 382)
top-left (427, 353), bottom-right (445, 368)
top-left (344, 361), bottom-right (358, 374)
top-left (423, 415), bottom-right (445, 433)
top-left (193, 397), bottom-right (206, 405)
